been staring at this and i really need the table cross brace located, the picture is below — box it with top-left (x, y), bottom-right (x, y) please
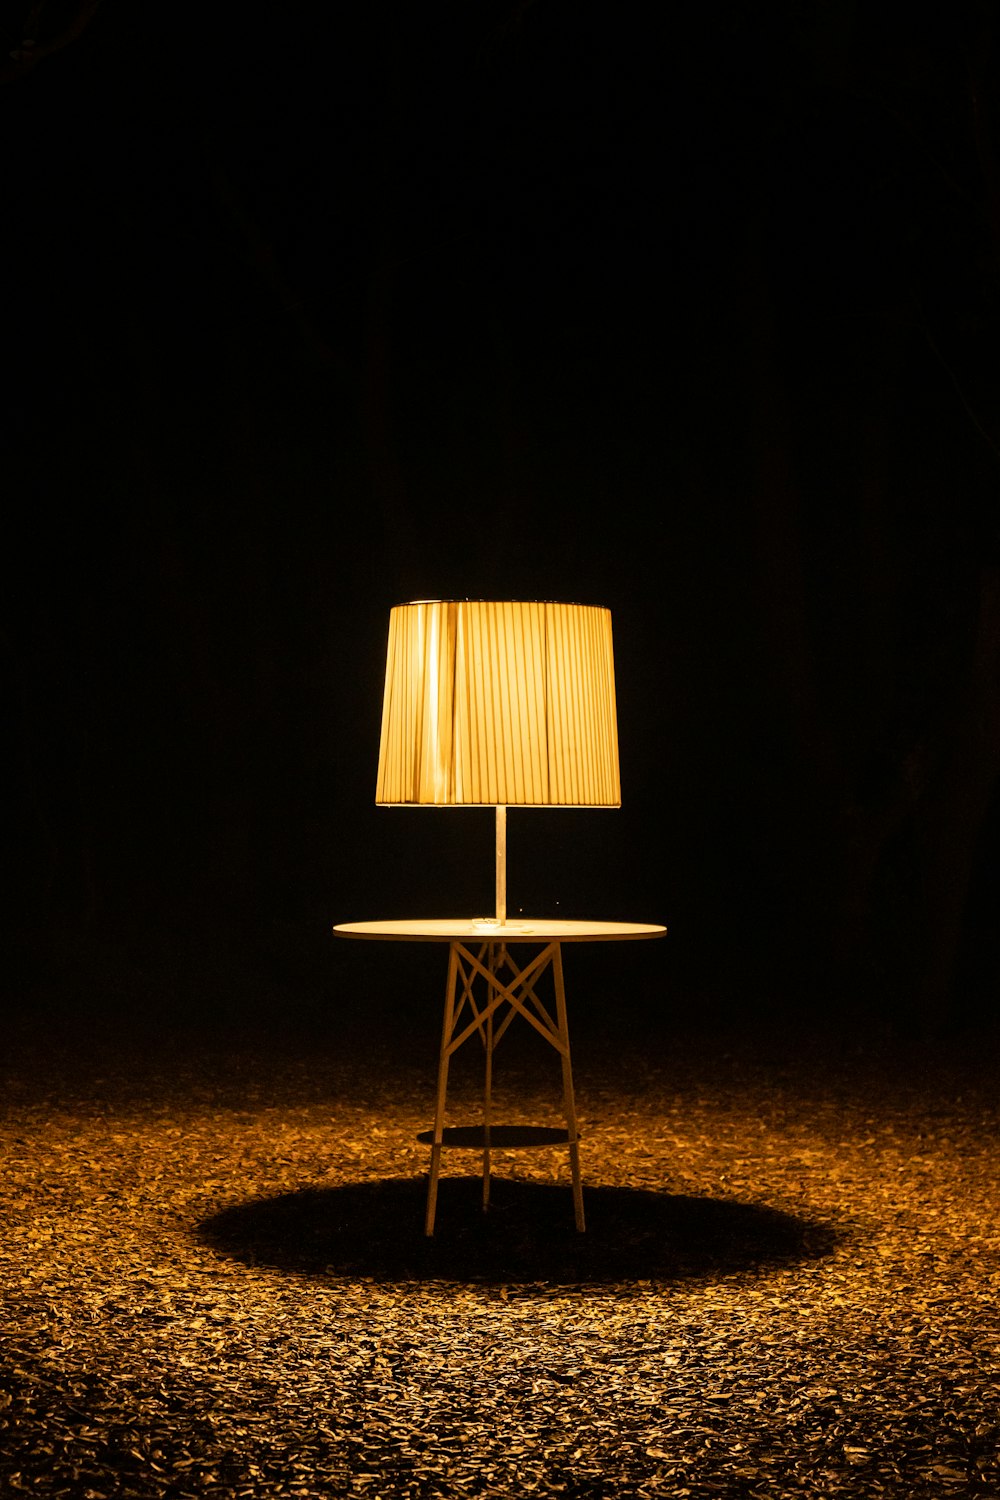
top-left (445, 940), bottom-right (566, 1058)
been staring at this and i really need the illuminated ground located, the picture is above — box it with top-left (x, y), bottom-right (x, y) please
top-left (2, 1005), bottom-right (998, 1498)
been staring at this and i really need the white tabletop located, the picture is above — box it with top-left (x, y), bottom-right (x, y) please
top-left (333, 918), bottom-right (666, 943)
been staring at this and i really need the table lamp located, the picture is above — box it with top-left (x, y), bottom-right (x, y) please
top-left (337, 599), bottom-right (662, 1235)
top-left (375, 599), bottom-right (621, 921)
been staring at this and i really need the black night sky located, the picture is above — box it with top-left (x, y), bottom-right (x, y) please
top-left (4, 1), bottom-right (1000, 1041)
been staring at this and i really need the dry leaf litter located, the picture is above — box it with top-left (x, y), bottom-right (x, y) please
top-left (2, 1008), bottom-right (998, 1499)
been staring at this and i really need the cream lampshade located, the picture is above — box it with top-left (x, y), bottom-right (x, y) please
top-left (375, 600), bottom-right (620, 923)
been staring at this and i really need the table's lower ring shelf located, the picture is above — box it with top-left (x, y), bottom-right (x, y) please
top-left (417, 1125), bottom-right (575, 1149)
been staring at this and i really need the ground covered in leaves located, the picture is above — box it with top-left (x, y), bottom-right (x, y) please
top-left (2, 996), bottom-right (999, 1498)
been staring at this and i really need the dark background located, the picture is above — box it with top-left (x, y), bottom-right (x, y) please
top-left (3, 1), bottom-right (999, 1040)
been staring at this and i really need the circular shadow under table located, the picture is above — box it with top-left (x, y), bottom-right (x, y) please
top-left (198, 1177), bottom-right (838, 1285)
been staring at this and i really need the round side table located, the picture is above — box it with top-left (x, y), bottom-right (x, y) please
top-left (333, 918), bottom-right (666, 1235)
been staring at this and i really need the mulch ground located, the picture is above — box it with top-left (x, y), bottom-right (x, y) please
top-left (2, 1005), bottom-right (999, 1499)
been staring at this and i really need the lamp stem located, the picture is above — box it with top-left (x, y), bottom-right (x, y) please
top-left (495, 804), bottom-right (507, 926)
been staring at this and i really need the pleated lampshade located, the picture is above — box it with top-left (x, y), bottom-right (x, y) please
top-left (375, 600), bottom-right (621, 807)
